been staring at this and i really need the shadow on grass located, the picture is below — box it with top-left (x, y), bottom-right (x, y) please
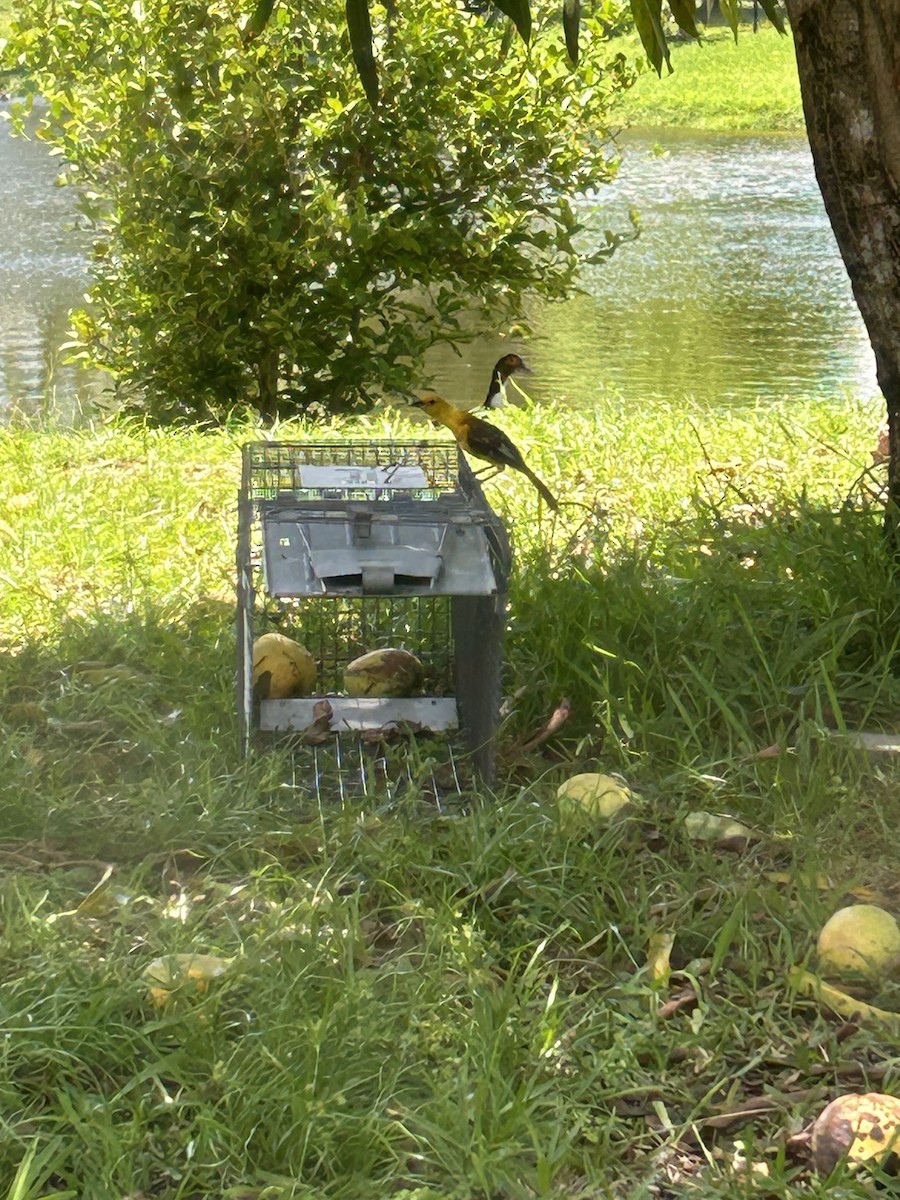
top-left (0, 597), bottom-right (291, 859)
top-left (4, 496), bottom-right (900, 1198)
top-left (3, 482), bottom-right (900, 862)
top-left (508, 482), bottom-right (900, 769)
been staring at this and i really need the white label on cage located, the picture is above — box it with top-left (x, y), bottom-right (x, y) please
top-left (297, 465), bottom-right (429, 489)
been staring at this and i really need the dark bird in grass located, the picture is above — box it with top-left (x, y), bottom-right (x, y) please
top-left (412, 393), bottom-right (558, 511)
top-left (483, 353), bottom-right (532, 409)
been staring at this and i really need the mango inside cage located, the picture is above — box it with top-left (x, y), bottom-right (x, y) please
top-left (236, 439), bottom-right (511, 802)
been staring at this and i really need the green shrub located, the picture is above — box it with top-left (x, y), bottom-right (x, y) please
top-left (7, 0), bottom-right (634, 420)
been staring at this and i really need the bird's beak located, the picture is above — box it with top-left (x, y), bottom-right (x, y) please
top-left (410, 398), bottom-right (425, 409)
top-left (518, 359), bottom-right (533, 375)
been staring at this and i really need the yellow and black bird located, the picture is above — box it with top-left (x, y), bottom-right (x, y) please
top-left (483, 352), bottom-right (532, 409)
top-left (412, 393), bottom-right (559, 511)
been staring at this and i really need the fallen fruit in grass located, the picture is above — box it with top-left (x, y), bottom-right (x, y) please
top-left (817, 904), bottom-right (900, 982)
top-left (556, 773), bottom-right (634, 827)
top-left (252, 633), bottom-right (316, 699)
top-left (143, 953), bottom-right (232, 1006)
top-left (683, 810), bottom-right (755, 851)
top-left (343, 648), bottom-right (424, 697)
top-left (810, 1092), bottom-right (900, 1176)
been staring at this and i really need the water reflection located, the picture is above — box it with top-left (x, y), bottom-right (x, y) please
top-left (0, 116), bottom-right (880, 419)
top-left (430, 131), bottom-right (878, 410)
top-left (0, 106), bottom-right (110, 422)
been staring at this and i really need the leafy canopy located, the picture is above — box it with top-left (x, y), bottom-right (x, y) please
top-left (7, 0), bottom-right (634, 420)
top-left (338, 0), bottom-right (785, 99)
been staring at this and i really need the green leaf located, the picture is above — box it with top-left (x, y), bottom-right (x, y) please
top-left (345, 0), bottom-right (379, 107)
top-left (562, 0), bottom-right (579, 64)
top-left (718, 0), bottom-right (740, 39)
top-left (710, 896), bottom-right (745, 977)
top-left (668, 0), bottom-right (698, 38)
top-left (757, 0), bottom-right (786, 33)
top-left (491, 0), bottom-right (531, 45)
top-left (243, 0), bottom-right (277, 41)
top-left (630, 0), bottom-right (670, 76)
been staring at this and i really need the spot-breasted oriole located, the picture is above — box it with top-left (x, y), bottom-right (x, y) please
top-left (412, 393), bottom-right (559, 511)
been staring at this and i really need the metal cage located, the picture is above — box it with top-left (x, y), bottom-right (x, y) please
top-left (236, 440), bottom-right (511, 797)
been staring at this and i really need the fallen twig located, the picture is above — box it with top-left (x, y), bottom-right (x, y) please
top-left (517, 696), bottom-right (572, 753)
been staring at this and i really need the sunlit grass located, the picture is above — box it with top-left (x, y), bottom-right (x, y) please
top-left (2, 396), bottom-right (900, 1197)
top-left (615, 24), bottom-right (805, 133)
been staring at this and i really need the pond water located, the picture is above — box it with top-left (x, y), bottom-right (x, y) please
top-left (0, 116), bottom-right (880, 421)
top-left (430, 130), bottom-right (879, 411)
top-left (0, 108), bottom-right (109, 421)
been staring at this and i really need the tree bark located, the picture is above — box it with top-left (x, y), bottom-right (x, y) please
top-left (786, 0), bottom-right (900, 530)
top-left (257, 349), bottom-right (280, 422)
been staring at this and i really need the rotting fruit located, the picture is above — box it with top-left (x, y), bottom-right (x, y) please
top-left (343, 648), bottom-right (424, 698)
top-left (817, 904), bottom-right (900, 982)
top-left (143, 953), bottom-right (231, 1007)
top-left (557, 773), bottom-right (634, 828)
top-left (252, 633), bottom-right (317, 699)
top-left (810, 1092), bottom-right (900, 1177)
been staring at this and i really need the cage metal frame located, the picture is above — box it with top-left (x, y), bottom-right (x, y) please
top-left (236, 439), bottom-right (511, 789)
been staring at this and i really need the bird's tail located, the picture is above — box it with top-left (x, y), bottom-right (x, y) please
top-left (523, 466), bottom-right (559, 512)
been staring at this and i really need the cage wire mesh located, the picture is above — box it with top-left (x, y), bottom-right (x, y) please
top-left (260, 594), bottom-right (454, 695)
top-left (244, 439), bottom-right (461, 503)
top-left (237, 439), bottom-right (511, 802)
top-left (284, 729), bottom-right (468, 811)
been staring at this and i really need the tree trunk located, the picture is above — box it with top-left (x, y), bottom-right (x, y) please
top-left (786, 0), bottom-right (900, 531)
top-left (257, 349), bottom-right (280, 422)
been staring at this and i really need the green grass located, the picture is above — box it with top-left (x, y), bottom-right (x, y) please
top-left (614, 25), bottom-right (805, 133)
top-left (2, 396), bottom-right (900, 1198)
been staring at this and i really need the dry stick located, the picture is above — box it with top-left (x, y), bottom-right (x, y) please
top-left (686, 416), bottom-right (757, 509)
top-left (517, 697), bottom-right (572, 753)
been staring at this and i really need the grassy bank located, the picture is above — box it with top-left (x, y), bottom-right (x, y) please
top-left (3, 396), bottom-right (900, 1198)
top-left (614, 25), bottom-right (805, 134)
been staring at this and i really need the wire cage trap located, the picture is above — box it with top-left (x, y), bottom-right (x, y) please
top-left (236, 439), bottom-right (512, 800)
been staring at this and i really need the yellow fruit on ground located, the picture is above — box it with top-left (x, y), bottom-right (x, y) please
top-left (252, 633), bottom-right (316, 699)
top-left (557, 773), bottom-right (634, 827)
top-left (810, 1092), bottom-right (900, 1176)
top-left (343, 648), bottom-right (424, 697)
top-left (142, 953), bottom-right (232, 1007)
top-left (683, 810), bottom-right (756, 850)
top-left (817, 904), bottom-right (900, 982)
